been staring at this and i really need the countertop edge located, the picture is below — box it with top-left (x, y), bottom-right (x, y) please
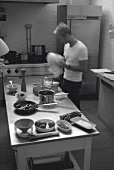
top-left (96, 73), bottom-right (114, 87)
top-left (3, 63), bottom-right (49, 68)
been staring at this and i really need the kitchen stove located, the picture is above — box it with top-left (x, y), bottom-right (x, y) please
top-left (2, 63), bottom-right (51, 77)
top-left (0, 63), bottom-right (52, 105)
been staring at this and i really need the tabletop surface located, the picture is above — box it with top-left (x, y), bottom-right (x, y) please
top-left (3, 76), bottom-right (99, 147)
top-left (91, 68), bottom-right (114, 87)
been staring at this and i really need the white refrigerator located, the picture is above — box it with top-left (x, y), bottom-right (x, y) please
top-left (57, 5), bottom-right (102, 98)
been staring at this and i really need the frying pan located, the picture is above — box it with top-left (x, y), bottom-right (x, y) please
top-left (14, 100), bottom-right (38, 114)
top-left (13, 100), bottom-right (57, 114)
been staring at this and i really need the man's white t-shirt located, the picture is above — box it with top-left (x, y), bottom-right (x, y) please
top-left (63, 40), bottom-right (88, 82)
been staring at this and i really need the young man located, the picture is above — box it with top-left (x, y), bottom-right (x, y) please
top-left (53, 22), bottom-right (88, 110)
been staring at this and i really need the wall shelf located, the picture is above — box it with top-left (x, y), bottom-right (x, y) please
top-left (0, 0), bottom-right (59, 3)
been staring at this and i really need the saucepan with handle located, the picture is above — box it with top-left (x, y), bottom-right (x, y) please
top-left (31, 45), bottom-right (45, 56)
top-left (39, 89), bottom-right (55, 104)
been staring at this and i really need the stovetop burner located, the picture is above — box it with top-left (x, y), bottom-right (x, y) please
top-left (2, 63), bottom-right (52, 77)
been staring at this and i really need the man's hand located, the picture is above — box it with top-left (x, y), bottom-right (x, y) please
top-left (57, 60), bottom-right (67, 68)
top-left (58, 59), bottom-right (88, 72)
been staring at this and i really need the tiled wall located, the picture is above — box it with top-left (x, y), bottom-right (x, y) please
top-left (0, 0), bottom-right (90, 54)
top-left (91, 0), bottom-right (114, 69)
top-left (0, 3), bottom-right (57, 53)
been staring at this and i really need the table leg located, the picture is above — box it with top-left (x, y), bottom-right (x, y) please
top-left (14, 137), bottom-right (92, 170)
top-left (84, 137), bottom-right (92, 170)
top-left (69, 151), bottom-right (81, 170)
top-left (16, 146), bottom-right (27, 170)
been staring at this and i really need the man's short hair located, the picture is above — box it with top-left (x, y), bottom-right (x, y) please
top-left (53, 22), bottom-right (72, 35)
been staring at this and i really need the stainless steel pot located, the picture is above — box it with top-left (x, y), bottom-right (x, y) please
top-left (31, 45), bottom-right (45, 56)
top-left (39, 89), bottom-right (55, 104)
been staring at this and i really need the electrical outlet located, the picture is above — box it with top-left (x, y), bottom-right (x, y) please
top-left (25, 24), bottom-right (32, 28)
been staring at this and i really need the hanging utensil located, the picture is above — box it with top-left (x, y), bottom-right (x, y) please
top-left (25, 24), bottom-right (32, 54)
top-left (29, 25), bottom-right (32, 54)
top-left (9, 80), bottom-right (13, 87)
top-left (25, 25), bottom-right (29, 54)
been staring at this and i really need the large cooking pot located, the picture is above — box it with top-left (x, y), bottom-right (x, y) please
top-left (39, 89), bottom-right (55, 104)
top-left (31, 45), bottom-right (45, 56)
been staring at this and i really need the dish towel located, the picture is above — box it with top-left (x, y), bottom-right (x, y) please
top-left (46, 52), bottom-right (64, 77)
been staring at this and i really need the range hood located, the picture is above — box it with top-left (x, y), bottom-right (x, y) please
top-left (0, 0), bottom-right (59, 3)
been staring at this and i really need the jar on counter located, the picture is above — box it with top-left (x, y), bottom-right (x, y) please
top-left (21, 52), bottom-right (28, 63)
top-left (51, 82), bottom-right (59, 93)
top-left (43, 77), bottom-right (53, 88)
top-left (33, 83), bottom-right (44, 96)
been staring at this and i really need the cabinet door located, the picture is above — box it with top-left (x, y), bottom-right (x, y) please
top-left (67, 5), bottom-right (102, 17)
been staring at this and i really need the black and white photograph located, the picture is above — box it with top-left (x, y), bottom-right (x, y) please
top-left (0, 0), bottom-right (114, 170)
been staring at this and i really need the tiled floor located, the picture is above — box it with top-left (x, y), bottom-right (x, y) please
top-left (0, 100), bottom-right (114, 170)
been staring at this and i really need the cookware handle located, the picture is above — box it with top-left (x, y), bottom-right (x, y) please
top-left (34, 103), bottom-right (48, 108)
top-left (28, 131), bottom-right (59, 141)
top-left (35, 102), bottom-right (56, 107)
top-left (34, 104), bottom-right (39, 108)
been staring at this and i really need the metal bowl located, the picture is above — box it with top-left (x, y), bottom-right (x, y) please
top-left (14, 118), bottom-right (34, 133)
top-left (6, 84), bottom-right (19, 93)
top-left (33, 83), bottom-right (44, 96)
top-left (35, 119), bottom-right (55, 133)
top-left (15, 91), bottom-right (27, 101)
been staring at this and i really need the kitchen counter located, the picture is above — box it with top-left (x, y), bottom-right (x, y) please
top-left (0, 63), bottom-right (52, 105)
top-left (3, 76), bottom-right (99, 170)
top-left (2, 63), bottom-right (52, 77)
top-left (4, 63), bottom-right (49, 68)
top-left (91, 69), bottom-right (114, 131)
top-left (96, 72), bottom-right (114, 87)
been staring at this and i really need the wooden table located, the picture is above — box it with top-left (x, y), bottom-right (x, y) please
top-left (4, 76), bottom-right (99, 170)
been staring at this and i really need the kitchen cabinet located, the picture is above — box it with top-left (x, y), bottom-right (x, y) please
top-left (67, 5), bottom-right (102, 17)
top-left (91, 69), bottom-right (114, 131)
top-left (0, 0), bottom-right (59, 3)
top-left (0, 7), bottom-right (7, 37)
